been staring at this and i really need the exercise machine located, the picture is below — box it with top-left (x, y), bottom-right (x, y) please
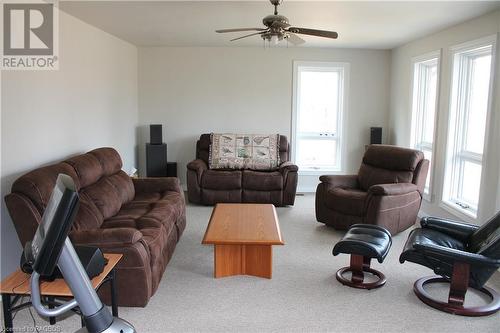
top-left (24, 174), bottom-right (136, 333)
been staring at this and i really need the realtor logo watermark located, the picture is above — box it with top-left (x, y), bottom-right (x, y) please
top-left (1, 0), bottom-right (59, 70)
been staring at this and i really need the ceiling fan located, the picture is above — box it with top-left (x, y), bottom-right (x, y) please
top-left (216, 0), bottom-right (338, 45)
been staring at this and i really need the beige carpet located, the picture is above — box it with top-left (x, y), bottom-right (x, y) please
top-left (2, 194), bottom-right (499, 332)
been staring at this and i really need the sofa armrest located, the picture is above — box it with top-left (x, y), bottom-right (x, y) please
top-left (187, 159), bottom-right (208, 171)
top-left (132, 177), bottom-right (182, 194)
top-left (420, 216), bottom-right (479, 242)
top-left (70, 228), bottom-right (143, 247)
top-left (279, 161), bottom-right (298, 173)
top-left (414, 243), bottom-right (500, 267)
top-left (187, 159), bottom-right (207, 183)
top-left (368, 183), bottom-right (418, 196)
top-left (319, 175), bottom-right (358, 189)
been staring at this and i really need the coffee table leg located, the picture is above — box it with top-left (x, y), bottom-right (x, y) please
top-left (244, 245), bottom-right (272, 279)
top-left (213, 244), bottom-right (273, 279)
top-left (214, 245), bottom-right (243, 278)
top-left (2, 294), bottom-right (13, 332)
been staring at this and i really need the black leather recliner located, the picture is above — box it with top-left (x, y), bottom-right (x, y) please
top-left (400, 211), bottom-right (500, 316)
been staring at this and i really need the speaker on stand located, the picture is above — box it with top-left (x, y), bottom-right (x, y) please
top-left (370, 127), bottom-right (382, 145)
top-left (146, 124), bottom-right (168, 177)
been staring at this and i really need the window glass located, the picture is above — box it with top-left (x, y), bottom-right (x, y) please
top-left (293, 62), bottom-right (347, 172)
top-left (410, 54), bottom-right (439, 198)
top-left (443, 42), bottom-right (494, 218)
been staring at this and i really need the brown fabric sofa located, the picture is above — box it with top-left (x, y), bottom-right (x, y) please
top-left (187, 134), bottom-right (298, 206)
top-left (315, 145), bottom-right (429, 235)
top-left (5, 147), bottom-right (186, 307)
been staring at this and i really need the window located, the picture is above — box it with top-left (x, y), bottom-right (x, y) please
top-left (443, 37), bottom-right (495, 219)
top-left (410, 51), bottom-right (440, 200)
top-left (292, 62), bottom-right (348, 173)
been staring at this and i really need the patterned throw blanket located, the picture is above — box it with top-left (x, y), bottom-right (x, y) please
top-left (209, 133), bottom-right (280, 170)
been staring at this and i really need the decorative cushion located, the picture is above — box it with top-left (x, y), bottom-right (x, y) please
top-left (209, 133), bottom-right (280, 170)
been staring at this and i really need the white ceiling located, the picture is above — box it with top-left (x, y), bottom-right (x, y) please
top-left (60, 1), bottom-right (500, 49)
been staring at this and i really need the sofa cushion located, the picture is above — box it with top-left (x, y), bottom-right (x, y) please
top-left (140, 225), bottom-right (169, 276)
top-left (201, 170), bottom-right (241, 190)
top-left (201, 189), bottom-right (242, 204)
top-left (89, 147), bottom-right (123, 176)
top-left (325, 188), bottom-right (368, 216)
top-left (103, 191), bottom-right (184, 231)
top-left (132, 191), bottom-right (185, 222)
top-left (10, 163), bottom-right (80, 215)
top-left (363, 145), bottom-right (423, 171)
top-left (106, 171), bottom-right (135, 204)
top-left (242, 189), bottom-right (282, 206)
top-left (358, 164), bottom-right (413, 191)
top-left (65, 153), bottom-right (104, 188)
top-left (73, 192), bottom-right (104, 231)
top-left (242, 170), bottom-right (283, 190)
top-left (82, 178), bottom-right (123, 220)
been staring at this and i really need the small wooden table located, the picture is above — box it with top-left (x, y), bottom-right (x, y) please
top-left (0, 253), bottom-right (122, 331)
top-left (202, 203), bottom-right (284, 279)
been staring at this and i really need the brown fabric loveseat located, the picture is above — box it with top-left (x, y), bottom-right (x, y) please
top-left (5, 147), bottom-right (186, 307)
top-left (187, 134), bottom-right (298, 206)
top-left (315, 145), bottom-right (429, 235)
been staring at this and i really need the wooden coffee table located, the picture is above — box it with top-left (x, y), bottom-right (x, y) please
top-left (202, 203), bottom-right (284, 279)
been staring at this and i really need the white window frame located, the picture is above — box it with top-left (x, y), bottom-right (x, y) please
top-left (291, 61), bottom-right (349, 175)
top-left (409, 50), bottom-right (441, 202)
top-left (441, 35), bottom-right (497, 221)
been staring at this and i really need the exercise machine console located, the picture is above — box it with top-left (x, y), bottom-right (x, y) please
top-left (24, 174), bottom-right (135, 333)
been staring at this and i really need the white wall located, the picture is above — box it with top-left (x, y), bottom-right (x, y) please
top-left (0, 11), bottom-right (138, 278)
top-left (138, 47), bottom-right (390, 191)
top-left (389, 10), bottom-right (500, 222)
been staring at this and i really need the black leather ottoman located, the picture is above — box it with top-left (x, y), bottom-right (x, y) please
top-left (333, 224), bottom-right (392, 289)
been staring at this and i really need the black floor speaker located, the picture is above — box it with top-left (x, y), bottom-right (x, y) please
top-left (146, 143), bottom-right (167, 177)
top-left (150, 124), bottom-right (163, 145)
top-left (370, 127), bottom-right (382, 144)
top-left (166, 162), bottom-right (177, 177)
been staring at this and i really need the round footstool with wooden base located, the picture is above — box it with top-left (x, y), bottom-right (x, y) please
top-left (333, 224), bottom-right (392, 290)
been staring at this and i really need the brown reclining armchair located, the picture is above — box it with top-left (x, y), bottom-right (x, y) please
top-left (315, 145), bottom-right (429, 235)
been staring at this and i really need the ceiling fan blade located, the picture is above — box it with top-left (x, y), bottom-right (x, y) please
top-left (230, 31), bottom-right (266, 42)
top-left (216, 28), bottom-right (267, 33)
top-left (288, 27), bottom-right (338, 39)
top-left (286, 33), bottom-right (305, 45)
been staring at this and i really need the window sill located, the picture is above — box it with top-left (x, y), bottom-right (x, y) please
top-left (298, 168), bottom-right (342, 176)
top-left (439, 200), bottom-right (477, 223)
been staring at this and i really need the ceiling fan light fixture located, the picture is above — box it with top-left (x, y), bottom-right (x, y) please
top-left (216, 0), bottom-right (338, 45)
